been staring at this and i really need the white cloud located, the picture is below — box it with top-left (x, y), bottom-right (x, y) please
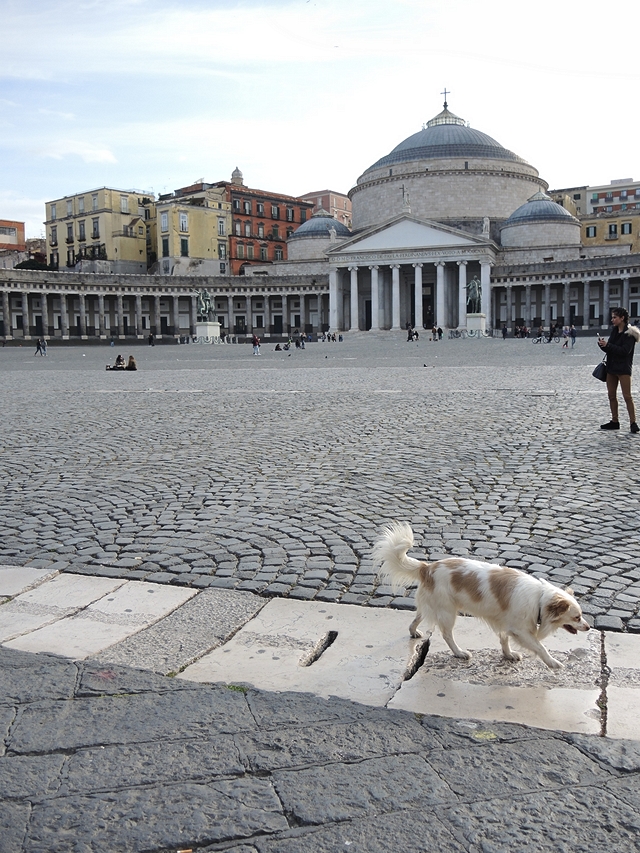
top-left (35, 139), bottom-right (117, 164)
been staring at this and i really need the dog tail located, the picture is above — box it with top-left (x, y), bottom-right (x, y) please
top-left (372, 521), bottom-right (424, 590)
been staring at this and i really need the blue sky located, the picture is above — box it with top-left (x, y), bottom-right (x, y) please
top-left (2, 0), bottom-right (638, 237)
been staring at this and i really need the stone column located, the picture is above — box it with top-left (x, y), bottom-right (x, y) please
top-left (329, 268), bottom-right (338, 332)
top-left (582, 281), bottom-right (590, 329)
top-left (60, 293), bottom-right (69, 339)
top-left (563, 281), bottom-right (570, 325)
top-left (506, 285), bottom-right (513, 330)
top-left (622, 276), bottom-right (630, 311)
top-left (189, 294), bottom-right (197, 336)
top-left (544, 282), bottom-right (551, 328)
top-left (79, 293), bottom-right (87, 338)
top-left (173, 294), bottom-right (180, 338)
top-left (2, 290), bottom-right (11, 339)
top-left (135, 294), bottom-right (143, 338)
top-left (226, 295), bottom-right (233, 335)
top-left (154, 294), bottom-right (162, 337)
top-left (456, 261), bottom-right (467, 328)
top-left (413, 263), bottom-right (423, 329)
top-left (435, 262), bottom-right (445, 328)
top-left (21, 292), bottom-right (30, 339)
top-left (98, 293), bottom-right (106, 338)
top-left (246, 294), bottom-right (252, 334)
top-left (525, 284), bottom-right (532, 327)
top-left (603, 279), bottom-right (610, 327)
top-left (299, 292), bottom-right (307, 332)
top-left (264, 294), bottom-right (272, 335)
top-left (349, 266), bottom-right (359, 331)
top-left (41, 293), bottom-right (49, 338)
top-left (282, 293), bottom-right (289, 335)
top-left (116, 293), bottom-right (124, 338)
top-left (370, 266), bottom-right (380, 330)
top-left (391, 264), bottom-right (401, 330)
top-left (480, 262), bottom-right (492, 326)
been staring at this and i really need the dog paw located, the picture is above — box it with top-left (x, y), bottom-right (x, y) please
top-left (504, 651), bottom-right (523, 662)
top-left (455, 651), bottom-right (472, 661)
top-left (547, 658), bottom-right (563, 671)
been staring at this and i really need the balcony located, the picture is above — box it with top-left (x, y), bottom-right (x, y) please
top-left (65, 237), bottom-right (74, 244)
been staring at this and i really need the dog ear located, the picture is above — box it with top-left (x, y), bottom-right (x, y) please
top-left (545, 593), bottom-right (571, 620)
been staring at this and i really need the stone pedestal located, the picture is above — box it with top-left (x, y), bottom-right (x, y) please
top-left (466, 313), bottom-right (486, 333)
top-left (195, 321), bottom-right (221, 343)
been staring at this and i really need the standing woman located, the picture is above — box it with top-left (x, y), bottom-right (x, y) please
top-left (598, 307), bottom-right (640, 433)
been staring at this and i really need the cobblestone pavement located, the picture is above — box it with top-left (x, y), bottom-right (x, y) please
top-left (1, 334), bottom-right (639, 632)
top-left (3, 645), bottom-right (640, 853)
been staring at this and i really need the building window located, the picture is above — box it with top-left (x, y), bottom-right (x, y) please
top-left (271, 205), bottom-right (279, 219)
top-left (274, 247), bottom-right (283, 261)
top-left (272, 225), bottom-right (279, 238)
top-left (219, 262), bottom-right (226, 274)
top-left (218, 219), bottom-right (225, 236)
top-left (218, 242), bottom-right (227, 259)
top-left (78, 221), bottom-right (85, 240)
top-left (286, 208), bottom-right (294, 221)
top-left (286, 228), bottom-right (293, 238)
top-left (300, 210), bottom-right (307, 222)
top-left (162, 238), bottom-right (169, 257)
top-left (258, 223), bottom-right (264, 238)
top-left (234, 221), bottom-right (241, 235)
top-left (605, 192), bottom-right (613, 200)
top-left (50, 226), bottom-right (57, 245)
top-left (92, 194), bottom-right (98, 211)
top-left (180, 238), bottom-right (189, 257)
top-left (621, 190), bottom-right (628, 199)
top-left (247, 244), bottom-right (254, 259)
top-left (179, 212), bottom-right (188, 231)
top-left (233, 199), bottom-right (240, 211)
top-left (138, 226), bottom-right (144, 235)
top-left (243, 201), bottom-right (251, 214)
top-left (609, 223), bottom-right (618, 236)
top-left (622, 222), bottom-right (632, 235)
top-left (78, 197), bottom-right (85, 213)
top-left (237, 243), bottom-right (244, 259)
top-left (66, 200), bottom-right (73, 216)
top-left (120, 195), bottom-right (129, 213)
top-left (257, 202), bottom-right (264, 215)
top-left (245, 222), bottom-right (251, 237)
top-left (260, 245), bottom-right (268, 261)
top-left (161, 212), bottom-right (168, 231)
top-left (254, 315), bottom-right (264, 328)
top-left (51, 203), bottom-right (57, 220)
top-left (92, 218), bottom-right (100, 239)
top-left (591, 193), bottom-right (598, 201)
top-left (586, 226), bottom-right (596, 238)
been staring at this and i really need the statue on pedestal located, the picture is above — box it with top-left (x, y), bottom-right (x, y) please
top-left (197, 289), bottom-right (213, 320)
top-left (466, 276), bottom-right (482, 314)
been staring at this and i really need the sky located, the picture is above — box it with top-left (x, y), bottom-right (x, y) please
top-left (2, 0), bottom-right (639, 238)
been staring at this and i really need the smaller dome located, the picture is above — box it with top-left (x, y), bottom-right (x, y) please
top-left (504, 191), bottom-right (578, 225)
top-left (289, 210), bottom-right (351, 239)
top-left (231, 166), bottom-right (244, 186)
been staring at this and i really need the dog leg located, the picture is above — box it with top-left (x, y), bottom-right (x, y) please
top-left (408, 612), bottom-right (423, 638)
top-left (499, 633), bottom-right (523, 662)
top-left (509, 632), bottom-right (562, 670)
top-left (439, 613), bottom-right (472, 660)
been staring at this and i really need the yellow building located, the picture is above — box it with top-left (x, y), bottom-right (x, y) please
top-left (580, 211), bottom-right (640, 255)
top-left (154, 183), bottom-right (231, 276)
top-left (45, 188), bottom-right (155, 274)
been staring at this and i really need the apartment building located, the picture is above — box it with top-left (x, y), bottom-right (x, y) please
top-left (44, 188), bottom-right (155, 274)
top-left (0, 220), bottom-right (26, 253)
top-left (299, 189), bottom-right (351, 226)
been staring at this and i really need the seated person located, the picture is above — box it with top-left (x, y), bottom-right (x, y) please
top-left (125, 355), bottom-right (137, 371)
top-left (274, 343), bottom-right (282, 351)
top-left (106, 354), bottom-right (126, 370)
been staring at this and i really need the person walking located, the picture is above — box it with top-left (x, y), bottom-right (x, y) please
top-left (570, 325), bottom-right (577, 348)
top-left (34, 339), bottom-right (42, 356)
top-left (597, 308), bottom-right (640, 433)
top-left (252, 333), bottom-right (261, 356)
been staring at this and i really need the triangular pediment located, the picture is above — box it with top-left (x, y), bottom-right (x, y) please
top-left (327, 215), bottom-right (490, 256)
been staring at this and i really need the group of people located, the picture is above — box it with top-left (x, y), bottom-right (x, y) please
top-left (406, 327), bottom-right (420, 342)
top-left (321, 332), bottom-right (339, 342)
top-left (430, 325), bottom-right (443, 341)
top-left (34, 338), bottom-right (47, 356)
top-left (511, 325), bottom-right (531, 338)
top-left (106, 354), bottom-right (137, 371)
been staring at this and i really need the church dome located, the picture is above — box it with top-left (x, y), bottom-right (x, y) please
top-left (350, 99), bottom-right (547, 232)
top-left (500, 191), bottom-right (580, 248)
top-left (289, 210), bottom-right (351, 240)
top-left (504, 191), bottom-right (578, 225)
top-left (367, 106), bottom-right (527, 171)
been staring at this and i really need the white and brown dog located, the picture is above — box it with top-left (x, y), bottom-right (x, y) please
top-left (373, 522), bottom-right (590, 670)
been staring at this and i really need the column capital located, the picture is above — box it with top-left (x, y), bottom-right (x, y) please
top-left (412, 262), bottom-right (423, 269)
top-left (389, 263), bottom-right (401, 270)
top-left (456, 260), bottom-right (468, 266)
top-left (348, 265), bottom-right (359, 272)
top-left (434, 261), bottom-right (446, 268)
top-left (368, 265), bottom-right (379, 271)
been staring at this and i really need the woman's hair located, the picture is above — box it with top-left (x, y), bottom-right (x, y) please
top-left (612, 307), bottom-right (629, 323)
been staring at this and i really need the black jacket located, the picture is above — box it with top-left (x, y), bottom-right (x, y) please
top-left (603, 325), bottom-right (635, 375)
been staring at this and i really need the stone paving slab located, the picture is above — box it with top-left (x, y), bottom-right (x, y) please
top-left (3, 581), bottom-right (196, 658)
top-left (93, 587), bottom-right (268, 674)
top-left (178, 598), bottom-right (413, 704)
top-left (0, 565), bottom-right (59, 597)
top-left (0, 573), bottom-right (126, 642)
